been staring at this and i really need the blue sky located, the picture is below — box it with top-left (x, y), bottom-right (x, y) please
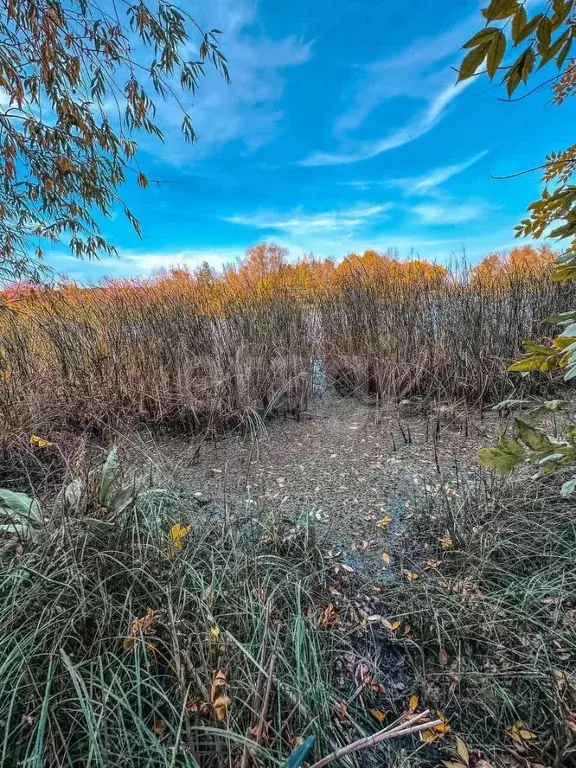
top-left (52, 0), bottom-right (576, 282)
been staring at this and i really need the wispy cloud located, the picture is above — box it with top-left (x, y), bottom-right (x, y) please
top-left (300, 10), bottom-right (478, 167)
top-left (390, 150), bottom-right (489, 195)
top-left (411, 201), bottom-right (487, 225)
top-left (149, 0), bottom-right (312, 164)
top-left (300, 79), bottom-right (472, 167)
top-left (224, 204), bottom-right (393, 233)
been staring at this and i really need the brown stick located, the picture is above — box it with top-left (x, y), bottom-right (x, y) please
top-left (308, 711), bottom-right (442, 768)
top-left (255, 654), bottom-right (276, 744)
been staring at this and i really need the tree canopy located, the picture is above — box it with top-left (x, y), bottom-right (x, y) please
top-left (457, 0), bottom-right (576, 254)
top-left (0, 0), bottom-right (228, 280)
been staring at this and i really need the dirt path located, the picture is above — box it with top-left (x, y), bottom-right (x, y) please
top-left (127, 393), bottom-right (501, 577)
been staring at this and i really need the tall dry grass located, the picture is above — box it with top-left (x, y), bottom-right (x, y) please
top-left (0, 247), bottom-right (573, 473)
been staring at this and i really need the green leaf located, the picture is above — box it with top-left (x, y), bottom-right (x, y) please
top-left (511, 6), bottom-right (528, 43)
top-left (544, 310), bottom-right (576, 324)
top-left (557, 38), bottom-right (572, 69)
top-left (561, 477), bottom-right (576, 497)
top-left (514, 418), bottom-right (556, 452)
top-left (537, 16), bottom-right (552, 53)
top-left (487, 31), bottom-right (507, 77)
top-left (479, 433), bottom-right (525, 471)
top-left (463, 27), bottom-right (501, 48)
top-left (508, 355), bottom-right (551, 372)
top-left (515, 13), bottom-right (544, 43)
top-left (100, 447), bottom-right (119, 506)
top-left (0, 490), bottom-right (42, 524)
top-left (458, 43), bottom-right (491, 81)
top-left (482, 0), bottom-right (519, 21)
top-left (539, 29), bottom-right (570, 67)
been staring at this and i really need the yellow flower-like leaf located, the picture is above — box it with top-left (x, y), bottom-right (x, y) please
top-left (209, 625), bottom-right (221, 642)
top-left (382, 618), bottom-right (401, 632)
top-left (405, 571), bottom-right (419, 581)
top-left (168, 523), bottom-right (190, 556)
top-left (506, 721), bottom-right (537, 743)
top-left (30, 434), bottom-right (53, 448)
top-left (376, 515), bottom-right (392, 529)
top-left (440, 533), bottom-right (454, 550)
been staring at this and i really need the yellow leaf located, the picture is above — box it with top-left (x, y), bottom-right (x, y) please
top-left (205, 585), bottom-right (213, 601)
top-left (213, 694), bottom-right (231, 722)
top-left (376, 515), bottom-right (392, 529)
top-left (382, 552), bottom-right (391, 564)
top-left (456, 735), bottom-right (470, 766)
top-left (211, 669), bottom-right (227, 703)
top-left (420, 729), bottom-right (438, 743)
top-left (405, 571), bottom-right (419, 581)
top-left (29, 434), bottom-right (53, 448)
top-left (168, 523), bottom-right (190, 556)
top-left (408, 694), bottom-right (419, 713)
top-left (443, 762), bottom-right (468, 768)
top-left (209, 626), bottom-right (220, 642)
top-left (506, 721), bottom-right (537, 743)
top-left (369, 708), bottom-right (388, 722)
top-left (435, 722), bottom-right (452, 734)
top-left (123, 608), bottom-right (155, 651)
top-left (318, 602), bottom-right (340, 629)
top-left (382, 618), bottom-right (400, 631)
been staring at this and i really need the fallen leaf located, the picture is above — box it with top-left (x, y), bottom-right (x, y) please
top-left (439, 649), bottom-right (449, 666)
top-left (425, 559), bottom-right (441, 569)
top-left (204, 585), bottom-right (213, 601)
top-left (152, 720), bottom-right (166, 738)
top-left (376, 515), bottom-right (392, 529)
top-left (382, 618), bottom-right (401, 632)
top-left (213, 695), bottom-right (231, 722)
top-left (318, 602), bottom-right (341, 629)
top-left (369, 708), bottom-right (388, 722)
top-left (455, 735), bottom-right (469, 765)
top-left (420, 729), bottom-right (439, 743)
top-left (29, 434), bottom-right (53, 448)
top-left (168, 523), bottom-right (190, 556)
top-left (186, 699), bottom-right (199, 712)
top-left (382, 552), bottom-right (391, 564)
top-left (211, 669), bottom-right (227, 703)
top-left (123, 608), bottom-right (155, 651)
top-left (506, 721), bottom-right (537, 743)
top-left (408, 694), bottom-right (419, 713)
top-left (405, 571), bottom-right (419, 581)
top-left (209, 626), bottom-right (220, 642)
top-left (442, 762), bottom-right (467, 768)
top-left (356, 540), bottom-right (370, 552)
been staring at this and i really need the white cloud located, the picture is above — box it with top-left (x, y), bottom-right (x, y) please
top-left (300, 79), bottom-right (473, 166)
top-left (223, 204), bottom-right (393, 233)
top-left (52, 247), bottom-right (245, 280)
top-left (300, 8), bottom-right (480, 167)
top-left (390, 150), bottom-right (489, 195)
top-left (411, 201), bottom-right (487, 225)
top-left (149, 0), bottom-right (312, 164)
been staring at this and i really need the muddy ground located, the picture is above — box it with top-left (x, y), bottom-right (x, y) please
top-left (124, 392), bottom-right (506, 579)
